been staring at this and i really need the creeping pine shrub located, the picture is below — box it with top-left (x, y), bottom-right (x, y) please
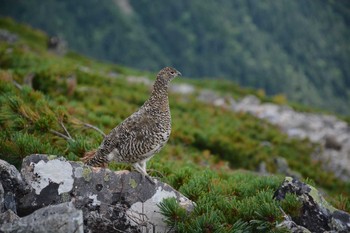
top-left (0, 131), bottom-right (59, 166)
top-left (158, 197), bottom-right (187, 228)
top-left (159, 168), bottom-right (289, 232)
top-left (279, 193), bottom-right (303, 219)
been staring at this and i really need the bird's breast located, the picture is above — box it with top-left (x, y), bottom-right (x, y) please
top-left (160, 127), bottom-right (171, 141)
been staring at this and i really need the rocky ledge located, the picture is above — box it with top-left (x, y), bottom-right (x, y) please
top-left (232, 95), bottom-right (350, 181)
top-left (0, 155), bottom-right (194, 233)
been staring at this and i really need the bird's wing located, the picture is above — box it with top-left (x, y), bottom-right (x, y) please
top-left (97, 109), bottom-right (158, 156)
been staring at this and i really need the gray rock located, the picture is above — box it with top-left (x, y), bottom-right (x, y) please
top-left (258, 161), bottom-right (268, 175)
top-left (170, 83), bottom-right (195, 95)
top-left (0, 183), bottom-right (4, 213)
top-left (107, 71), bottom-right (119, 78)
top-left (274, 177), bottom-right (350, 233)
top-left (239, 95), bottom-right (261, 106)
top-left (197, 89), bottom-right (220, 104)
top-left (3, 192), bottom-right (17, 214)
top-left (0, 209), bottom-right (20, 225)
top-left (47, 36), bottom-right (67, 55)
top-left (0, 202), bottom-right (83, 233)
top-left (274, 157), bottom-right (302, 179)
top-left (0, 159), bottom-right (26, 195)
top-left (0, 159), bottom-right (28, 214)
top-left (0, 29), bottom-right (18, 43)
top-left (277, 210), bottom-right (311, 233)
top-left (275, 157), bottom-right (289, 174)
top-left (18, 154), bottom-right (194, 233)
top-left (257, 157), bottom-right (302, 179)
top-left (126, 76), bottom-right (152, 86)
top-left (324, 134), bottom-right (342, 150)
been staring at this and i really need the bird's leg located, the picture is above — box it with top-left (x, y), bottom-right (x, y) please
top-left (133, 161), bottom-right (155, 184)
top-left (140, 160), bottom-right (147, 174)
top-left (133, 162), bottom-right (145, 176)
top-left (140, 160), bottom-right (155, 184)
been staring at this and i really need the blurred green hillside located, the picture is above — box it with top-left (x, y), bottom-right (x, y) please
top-left (0, 0), bottom-right (349, 115)
top-left (0, 18), bottom-right (349, 232)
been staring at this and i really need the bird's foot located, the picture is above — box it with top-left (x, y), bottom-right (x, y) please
top-left (133, 162), bottom-right (156, 185)
top-left (145, 174), bottom-right (156, 185)
top-left (139, 172), bottom-right (155, 185)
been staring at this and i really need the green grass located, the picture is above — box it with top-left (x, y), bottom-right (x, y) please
top-left (0, 17), bottom-right (349, 232)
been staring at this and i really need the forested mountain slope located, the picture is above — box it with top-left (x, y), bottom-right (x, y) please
top-left (0, 0), bottom-right (349, 114)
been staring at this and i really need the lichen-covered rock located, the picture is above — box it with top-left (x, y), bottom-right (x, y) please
top-left (0, 159), bottom-right (28, 214)
top-left (274, 177), bottom-right (350, 233)
top-left (0, 202), bottom-right (83, 233)
top-left (18, 154), bottom-right (194, 233)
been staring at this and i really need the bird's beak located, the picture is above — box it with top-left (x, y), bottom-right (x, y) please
top-left (177, 71), bottom-right (182, 76)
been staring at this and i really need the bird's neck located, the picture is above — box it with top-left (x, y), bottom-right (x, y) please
top-left (148, 78), bottom-right (170, 110)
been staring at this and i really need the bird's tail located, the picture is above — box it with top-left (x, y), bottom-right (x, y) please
top-left (81, 150), bottom-right (108, 168)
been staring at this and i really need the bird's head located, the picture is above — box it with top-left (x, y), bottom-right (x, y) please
top-left (157, 67), bottom-right (182, 82)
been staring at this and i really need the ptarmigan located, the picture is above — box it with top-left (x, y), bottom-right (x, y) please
top-left (83, 67), bottom-right (181, 182)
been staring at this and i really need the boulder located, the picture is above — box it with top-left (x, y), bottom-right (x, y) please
top-left (0, 159), bottom-right (28, 214)
top-left (47, 36), bottom-right (67, 55)
top-left (0, 202), bottom-right (83, 233)
top-left (274, 177), bottom-right (350, 233)
top-left (324, 134), bottom-right (342, 150)
top-left (18, 154), bottom-right (194, 233)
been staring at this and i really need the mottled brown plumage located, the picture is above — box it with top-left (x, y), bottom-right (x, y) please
top-left (83, 67), bottom-right (181, 180)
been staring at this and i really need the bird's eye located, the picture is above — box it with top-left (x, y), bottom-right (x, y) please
top-left (170, 71), bottom-right (175, 74)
